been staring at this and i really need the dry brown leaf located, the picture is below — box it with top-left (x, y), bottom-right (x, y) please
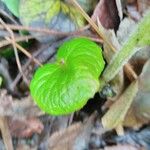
top-left (0, 116), bottom-right (13, 150)
top-left (0, 89), bottom-right (42, 118)
top-left (92, 0), bottom-right (120, 30)
top-left (8, 117), bottom-right (44, 138)
top-left (117, 18), bottom-right (136, 45)
top-left (124, 59), bottom-right (150, 127)
top-left (16, 144), bottom-right (36, 150)
top-left (124, 107), bottom-right (143, 128)
top-left (48, 122), bottom-right (82, 150)
top-left (73, 113), bottom-right (97, 150)
top-left (50, 116), bottom-right (71, 133)
top-left (102, 80), bottom-right (138, 129)
top-left (133, 91), bottom-right (150, 123)
top-left (137, 0), bottom-right (150, 13)
top-left (127, 3), bottom-right (141, 20)
top-left (48, 113), bottom-right (97, 150)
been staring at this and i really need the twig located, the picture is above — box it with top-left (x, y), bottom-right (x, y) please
top-left (0, 24), bottom-right (89, 36)
top-left (5, 38), bottom-right (42, 66)
top-left (0, 35), bottom-right (34, 48)
top-left (10, 44), bottom-right (50, 89)
top-left (0, 34), bottom-right (102, 50)
top-left (10, 60), bottom-right (31, 90)
top-left (0, 19), bottom-right (42, 88)
top-left (124, 63), bottom-right (138, 81)
top-left (0, 117), bottom-right (13, 150)
top-left (71, 0), bottom-right (116, 52)
top-left (5, 37), bottom-right (30, 86)
top-left (71, 0), bottom-right (138, 80)
top-left (79, 35), bottom-right (103, 43)
top-left (0, 19), bottom-right (29, 86)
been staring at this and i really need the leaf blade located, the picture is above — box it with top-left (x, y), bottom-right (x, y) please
top-left (30, 38), bottom-right (105, 115)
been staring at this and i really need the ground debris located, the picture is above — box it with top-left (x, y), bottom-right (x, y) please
top-left (0, 89), bottom-right (42, 118)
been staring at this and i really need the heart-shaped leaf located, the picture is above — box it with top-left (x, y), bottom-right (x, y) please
top-left (30, 38), bottom-right (105, 115)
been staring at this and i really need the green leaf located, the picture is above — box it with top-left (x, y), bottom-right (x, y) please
top-left (30, 38), bottom-right (105, 115)
top-left (2, 0), bottom-right (19, 17)
top-left (20, 0), bottom-right (59, 25)
top-left (19, 0), bottom-right (85, 27)
top-left (102, 80), bottom-right (138, 129)
top-left (19, 0), bottom-right (87, 42)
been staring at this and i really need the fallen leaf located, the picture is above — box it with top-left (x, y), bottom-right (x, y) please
top-left (48, 123), bottom-right (82, 150)
top-left (131, 46), bottom-right (150, 63)
top-left (134, 59), bottom-right (150, 122)
top-left (48, 113), bottom-right (97, 150)
top-left (124, 59), bottom-right (150, 127)
top-left (117, 18), bottom-right (136, 45)
top-left (8, 117), bottom-right (44, 138)
top-left (102, 80), bottom-right (138, 129)
top-left (16, 144), bottom-right (36, 150)
top-left (133, 91), bottom-right (150, 123)
top-left (73, 113), bottom-right (97, 150)
top-left (137, 0), bottom-right (150, 14)
top-left (0, 89), bottom-right (42, 118)
top-left (19, 0), bottom-right (93, 43)
top-left (92, 0), bottom-right (120, 30)
top-left (127, 3), bottom-right (141, 20)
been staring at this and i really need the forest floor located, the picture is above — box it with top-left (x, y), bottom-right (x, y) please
top-left (0, 0), bottom-right (150, 150)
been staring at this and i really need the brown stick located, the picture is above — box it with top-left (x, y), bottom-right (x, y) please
top-left (0, 19), bottom-right (30, 85)
top-left (5, 37), bottom-right (42, 66)
top-left (0, 24), bottom-right (89, 36)
top-left (0, 117), bottom-right (13, 150)
top-left (0, 35), bottom-right (34, 48)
